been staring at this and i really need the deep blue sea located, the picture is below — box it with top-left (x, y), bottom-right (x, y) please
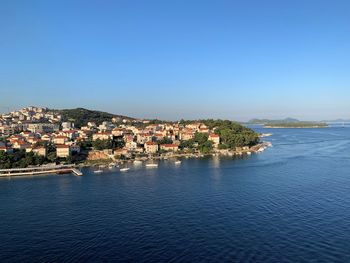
top-left (1, 126), bottom-right (350, 262)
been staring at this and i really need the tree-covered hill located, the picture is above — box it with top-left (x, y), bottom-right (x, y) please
top-left (52, 108), bottom-right (134, 128)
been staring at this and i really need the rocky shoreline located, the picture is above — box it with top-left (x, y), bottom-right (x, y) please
top-left (77, 142), bottom-right (272, 168)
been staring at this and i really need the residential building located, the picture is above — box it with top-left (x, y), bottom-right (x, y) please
top-left (160, 144), bottom-right (179, 152)
top-left (56, 145), bottom-right (70, 158)
top-left (144, 142), bottom-right (158, 153)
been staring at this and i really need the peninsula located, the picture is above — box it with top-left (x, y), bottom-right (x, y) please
top-left (0, 107), bottom-right (265, 170)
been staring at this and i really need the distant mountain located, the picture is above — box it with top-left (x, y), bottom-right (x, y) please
top-left (52, 108), bottom-right (135, 128)
top-left (247, 118), bottom-right (300, 124)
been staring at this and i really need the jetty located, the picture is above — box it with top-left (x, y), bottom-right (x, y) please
top-left (0, 165), bottom-right (83, 177)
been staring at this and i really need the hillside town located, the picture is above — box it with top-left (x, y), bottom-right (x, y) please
top-left (0, 107), bottom-right (264, 168)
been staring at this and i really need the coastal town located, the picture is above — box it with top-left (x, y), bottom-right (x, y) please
top-left (0, 106), bottom-right (268, 171)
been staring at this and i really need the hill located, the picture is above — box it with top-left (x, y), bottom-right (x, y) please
top-left (52, 108), bottom-right (134, 128)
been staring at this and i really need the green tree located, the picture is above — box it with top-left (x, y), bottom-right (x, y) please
top-left (158, 137), bottom-right (173, 145)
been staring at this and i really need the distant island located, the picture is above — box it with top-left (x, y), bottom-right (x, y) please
top-left (264, 122), bottom-right (328, 128)
top-left (247, 117), bottom-right (300, 125)
top-left (247, 118), bottom-right (328, 128)
top-left (322, 119), bottom-right (350, 123)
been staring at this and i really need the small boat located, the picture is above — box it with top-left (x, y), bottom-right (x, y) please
top-left (108, 163), bottom-right (117, 169)
top-left (146, 163), bottom-right (158, 168)
top-left (247, 152), bottom-right (252, 155)
top-left (134, 160), bottom-right (143, 165)
top-left (120, 168), bottom-right (130, 172)
top-left (174, 160), bottom-right (182, 165)
top-left (93, 170), bottom-right (103, 174)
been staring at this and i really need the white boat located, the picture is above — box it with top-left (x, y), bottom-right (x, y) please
top-left (93, 170), bottom-right (103, 174)
top-left (257, 147), bottom-right (265, 152)
top-left (108, 163), bottom-right (117, 169)
top-left (247, 151), bottom-right (252, 155)
top-left (134, 160), bottom-right (143, 165)
top-left (120, 168), bottom-right (130, 172)
top-left (174, 160), bottom-right (182, 165)
top-left (146, 163), bottom-right (158, 168)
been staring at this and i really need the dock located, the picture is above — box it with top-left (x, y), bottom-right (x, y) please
top-left (0, 165), bottom-right (83, 177)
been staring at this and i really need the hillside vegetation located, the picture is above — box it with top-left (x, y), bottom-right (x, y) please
top-left (52, 108), bottom-right (133, 128)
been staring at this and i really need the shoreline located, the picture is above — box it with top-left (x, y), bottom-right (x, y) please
top-left (0, 142), bottom-right (272, 176)
top-left (80, 142), bottom-right (271, 168)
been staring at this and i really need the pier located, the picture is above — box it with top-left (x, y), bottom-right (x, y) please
top-left (0, 165), bottom-right (83, 177)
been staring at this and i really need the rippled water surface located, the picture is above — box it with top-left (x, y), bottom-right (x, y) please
top-left (1, 127), bottom-right (350, 262)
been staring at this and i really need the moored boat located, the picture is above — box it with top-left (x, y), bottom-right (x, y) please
top-left (120, 168), bottom-right (130, 172)
top-left (146, 163), bottom-right (158, 168)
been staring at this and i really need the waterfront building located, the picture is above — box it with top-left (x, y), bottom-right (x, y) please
top-left (32, 147), bottom-right (47, 157)
top-left (208, 134), bottom-right (220, 147)
top-left (144, 142), bottom-right (159, 153)
top-left (56, 145), bottom-right (71, 158)
top-left (160, 144), bottom-right (179, 152)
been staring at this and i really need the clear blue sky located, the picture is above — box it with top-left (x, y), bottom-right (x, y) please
top-left (1, 0), bottom-right (350, 121)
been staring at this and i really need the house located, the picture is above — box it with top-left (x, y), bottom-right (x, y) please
top-left (56, 145), bottom-right (70, 158)
top-left (25, 123), bottom-right (59, 133)
top-left (8, 135), bottom-right (23, 144)
top-left (123, 134), bottom-right (134, 143)
top-left (98, 122), bottom-right (113, 132)
top-left (125, 141), bottom-right (137, 151)
top-left (62, 121), bottom-right (74, 130)
top-left (41, 134), bottom-right (52, 142)
top-left (13, 140), bottom-right (30, 150)
top-left (62, 130), bottom-right (78, 140)
top-left (144, 142), bottom-right (158, 153)
top-left (114, 148), bottom-right (128, 156)
top-left (185, 123), bottom-right (201, 130)
top-left (160, 144), bottom-right (179, 152)
top-left (112, 128), bottom-right (125, 136)
top-left (137, 133), bottom-right (153, 144)
top-left (20, 131), bottom-right (34, 138)
top-left (208, 134), bottom-right (220, 147)
top-left (92, 132), bottom-right (113, 141)
top-left (0, 125), bottom-right (16, 136)
top-left (53, 135), bottom-right (68, 145)
top-left (198, 127), bottom-right (209, 133)
top-left (180, 132), bottom-right (194, 141)
top-left (154, 133), bottom-right (164, 141)
top-left (32, 146), bottom-right (47, 157)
